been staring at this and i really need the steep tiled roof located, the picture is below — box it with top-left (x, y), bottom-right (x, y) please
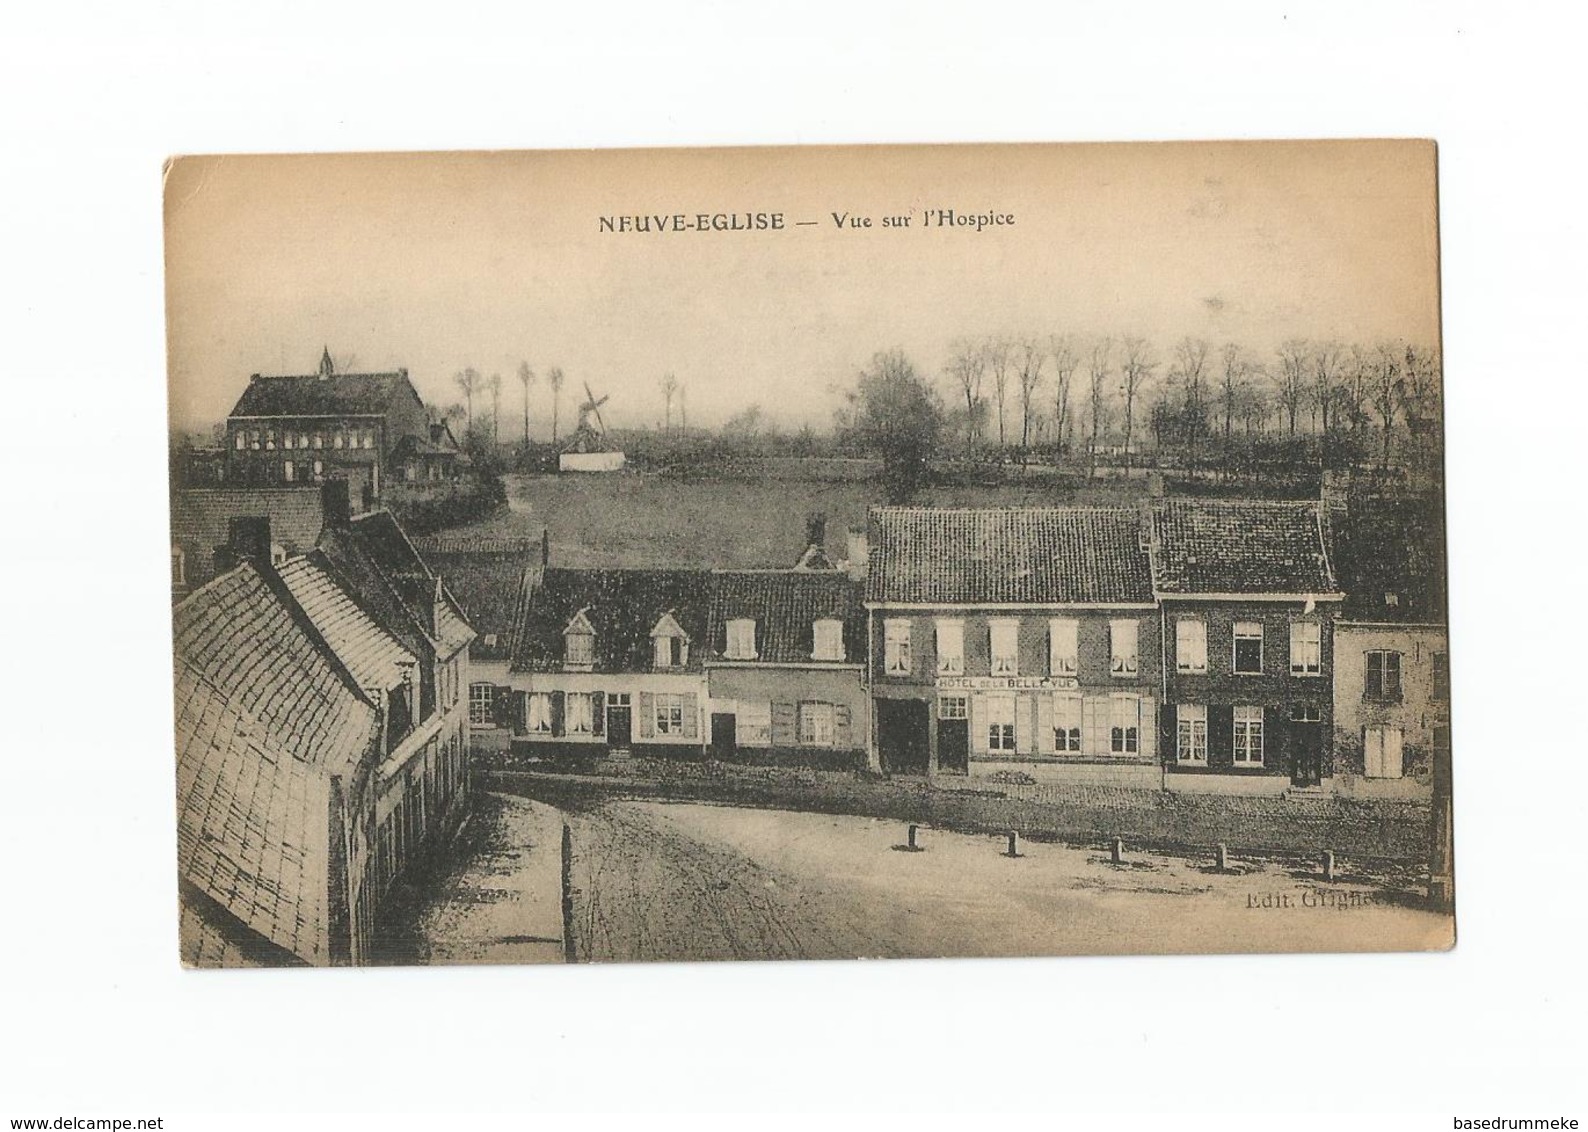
top-left (866, 507), bottom-right (1153, 605)
top-left (173, 563), bottom-right (376, 773)
top-left (1150, 499), bottom-right (1339, 596)
top-left (277, 552), bottom-right (417, 691)
top-left (317, 511), bottom-right (476, 659)
top-left (512, 568), bottom-right (711, 673)
top-left (708, 571), bottom-right (865, 664)
top-left (173, 563), bottom-right (379, 967)
top-left (229, 371), bottom-right (423, 419)
top-left (1332, 495), bottom-right (1447, 622)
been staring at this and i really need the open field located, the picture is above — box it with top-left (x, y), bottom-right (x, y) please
top-left (448, 470), bottom-right (1154, 569)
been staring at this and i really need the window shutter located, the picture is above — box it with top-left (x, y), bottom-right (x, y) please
top-left (681, 693), bottom-right (699, 739)
top-left (770, 701), bottom-right (797, 747)
top-left (550, 691), bottom-right (566, 737)
top-left (1208, 705), bottom-right (1235, 769)
top-left (1364, 727), bottom-right (1383, 778)
top-left (639, 692), bottom-right (655, 739)
top-left (1015, 692), bottom-right (1034, 754)
top-left (834, 704), bottom-right (852, 747)
top-left (1035, 693), bottom-right (1055, 754)
top-left (592, 691), bottom-right (606, 737)
top-left (970, 694), bottom-right (988, 754)
top-left (515, 691), bottom-right (529, 734)
top-left (490, 686), bottom-right (512, 727)
top-left (1138, 697), bottom-right (1156, 760)
top-left (1385, 727), bottom-right (1404, 778)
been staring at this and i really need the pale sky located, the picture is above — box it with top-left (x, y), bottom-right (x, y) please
top-left (164, 140), bottom-right (1440, 435)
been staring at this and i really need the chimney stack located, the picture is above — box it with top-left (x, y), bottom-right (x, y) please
top-left (805, 512), bottom-right (827, 551)
top-left (845, 526), bottom-right (869, 581)
top-left (321, 478), bottom-right (352, 529)
top-left (226, 516), bottom-right (273, 567)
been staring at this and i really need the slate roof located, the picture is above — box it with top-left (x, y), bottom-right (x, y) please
top-left (277, 552), bottom-right (417, 690)
top-left (228, 371), bottom-right (423, 420)
top-left (708, 571), bottom-right (865, 664)
top-left (512, 568), bottom-right (711, 673)
top-left (1149, 499), bottom-right (1339, 597)
top-left (866, 507), bottom-right (1154, 606)
top-left (419, 547), bottom-right (538, 663)
top-left (173, 563), bottom-right (379, 967)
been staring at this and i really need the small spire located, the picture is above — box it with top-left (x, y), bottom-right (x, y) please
top-left (318, 346), bottom-right (334, 378)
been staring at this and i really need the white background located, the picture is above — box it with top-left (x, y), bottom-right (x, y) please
top-left (1, 0), bottom-right (1584, 1120)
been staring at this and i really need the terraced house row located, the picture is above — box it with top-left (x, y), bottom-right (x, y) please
top-left (463, 498), bottom-right (1447, 799)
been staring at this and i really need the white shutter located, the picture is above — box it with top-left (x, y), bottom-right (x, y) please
top-left (1138, 696), bottom-right (1156, 760)
top-left (1015, 692), bottom-right (1034, 754)
top-left (1035, 693), bottom-right (1056, 753)
top-left (970, 693), bottom-right (988, 754)
top-left (1384, 727), bottom-right (1404, 779)
top-left (1364, 728), bottom-right (1383, 778)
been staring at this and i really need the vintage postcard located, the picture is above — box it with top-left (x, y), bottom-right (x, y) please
top-left (165, 140), bottom-right (1451, 967)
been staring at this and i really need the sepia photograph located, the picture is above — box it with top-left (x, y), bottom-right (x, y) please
top-left (164, 140), bottom-right (1452, 968)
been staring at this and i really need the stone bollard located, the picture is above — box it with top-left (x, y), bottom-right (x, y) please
top-left (1111, 837), bottom-right (1124, 864)
top-left (907, 823), bottom-right (920, 851)
top-left (1321, 849), bottom-right (1336, 882)
top-left (1215, 842), bottom-right (1229, 871)
top-left (1006, 831), bottom-right (1021, 858)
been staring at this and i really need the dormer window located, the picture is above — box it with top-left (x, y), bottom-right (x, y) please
top-left (563, 608), bottom-right (596, 669)
top-left (171, 545), bottom-right (186, 588)
top-left (812, 619), bottom-right (845, 662)
top-left (726, 618), bottom-right (757, 660)
top-left (650, 612), bottom-right (690, 669)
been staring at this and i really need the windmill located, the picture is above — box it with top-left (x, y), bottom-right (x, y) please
top-left (559, 379), bottom-right (626, 471)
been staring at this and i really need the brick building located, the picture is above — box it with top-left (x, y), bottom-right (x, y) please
top-left (864, 507), bottom-right (1161, 784)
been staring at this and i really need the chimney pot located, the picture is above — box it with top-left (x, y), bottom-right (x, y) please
top-left (805, 512), bottom-right (827, 550)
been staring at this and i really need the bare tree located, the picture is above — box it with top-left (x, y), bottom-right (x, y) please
top-left (1173, 336), bottom-right (1211, 464)
top-left (546, 366), bottom-right (565, 443)
top-left (517, 361), bottom-right (535, 445)
top-left (1340, 344), bottom-right (1374, 443)
top-left (1311, 340), bottom-right (1343, 436)
top-left (488, 372), bottom-right (502, 447)
top-left (1118, 336), bottom-right (1157, 472)
top-left (659, 372), bottom-right (680, 433)
top-left (454, 368), bottom-right (481, 432)
top-left (946, 338), bottom-right (988, 459)
top-left (1219, 343), bottom-right (1250, 468)
top-left (1086, 337), bottom-right (1112, 477)
top-left (679, 383), bottom-right (687, 432)
top-left (1049, 334), bottom-right (1079, 455)
top-left (985, 336), bottom-right (1013, 451)
top-left (1015, 337), bottom-right (1046, 456)
top-left (1274, 339), bottom-right (1311, 437)
top-left (1370, 342), bottom-right (1404, 469)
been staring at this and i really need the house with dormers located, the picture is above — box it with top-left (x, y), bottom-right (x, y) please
top-left (1148, 498), bottom-right (1344, 794)
top-left (506, 568), bottom-right (711, 756)
top-left (864, 506), bottom-right (1162, 783)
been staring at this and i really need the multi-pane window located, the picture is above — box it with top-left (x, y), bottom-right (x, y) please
top-left (171, 546), bottom-right (186, 587)
top-left (1233, 621), bottom-right (1264, 675)
top-left (1365, 650), bottom-right (1402, 701)
top-left (737, 702), bottom-right (771, 746)
top-left (525, 692), bottom-right (553, 733)
top-left (1053, 694), bottom-right (1083, 752)
top-left (812, 619), bottom-right (845, 662)
top-left (938, 695), bottom-right (968, 720)
top-left (334, 430), bottom-right (346, 449)
top-left (1110, 695), bottom-right (1140, 754)
top-left (566, 692), bottom-right (594, 734)
top-left (565, 631), bottom-right (594, 667)
top-left (282, 459), bottom-right (296, 483)
top-left (468, 682), bottom-right (494, 727)
top-left (986, 695), bottom-right (1017, 752)
top-left (311, 432), bottom-right (324, 449)
top-left (884, 619), bottom-right (912, 675)
top-left (1176, 618), bottom-right (1208, 673)
top-left (989, 619), bottom-right (1020, 676)
top-left (1110, 619), bottom-right (1139, 678)
top-left (233, 431), bottom-right (245, 450)
top-left (1290, 620), bottom-right (1322, 675)
top-left (1233, 705), bottom-right (1264, 765)
top-left (725, 618), bottom-right (757, 659)
top-left (935, 619), bottom-right (964, 675)
top-left (654, 694), bottom-right (685, 735)
top-left (1176, 703), bottom-right (1208, 763)
top-left (312, 459), bottom-right (324, 479)
top-left (1048, 618), bottom-right (1079, 677)
top-left (798, 702), bottom-right (836, 746)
